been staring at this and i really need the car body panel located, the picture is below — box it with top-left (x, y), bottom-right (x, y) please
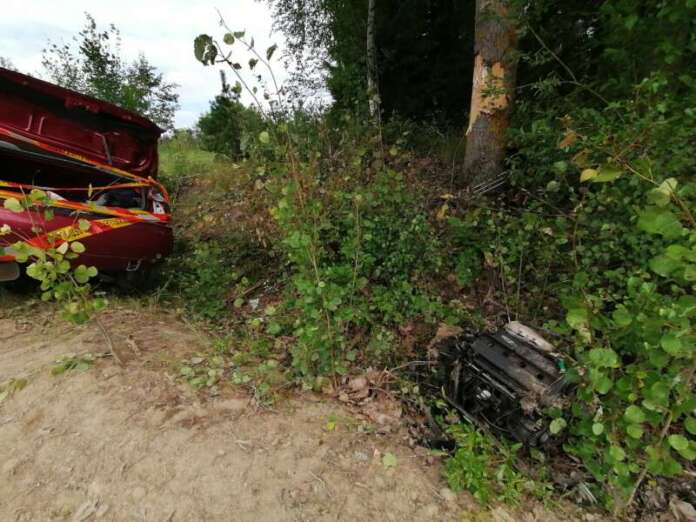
top-left (0, 67), bottom-right (173, 278)
top-left (0, 67), bottom-right (162, 178)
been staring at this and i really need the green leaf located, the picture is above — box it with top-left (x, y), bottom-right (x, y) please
top-left (663, 458), bottom-right (683, 476)
top-left (668, 434), bottom-right (689, 452)
top-left (591, 165), bottom-right (623, 183)
top-left (674, 438), bottom-right (696, 460)
top-left (648, 178), bottom-right (678, 207)
top-left (223, 33), bottom-right (235, 45)
top-left (193, 34), bottom-right (216, 65)
top-left (645, 381), bottom-right (671, 407)
top-left (624, 13), bottom-right (639, 30)
top-left (626, 424), bottom-right (644, 439)
top-left (595, 375), bottom-right (613, 394)
top-left (3, 197), bottom-right (23, 213)
top-left (685, 265), bottom-right (696, 281)
top-left (588, 348), bottom-right (620, 368)
top-left (73, 264), bottom-right (97, 284)
top-left (549, 418), bottom-right (567, 434)
top-left (266, 43), bottom-right (278, 60)
top-left (660, 333), bottom-right (682, 355)
top-left (609, 445), bottom-right (626, 462)
top-left (592, 422), bottom-right (604, 435)
top-left (649, 254), bottom-right (681, 277)
top-left (566, 307), bottom-right (591, 340)
top-left (580, 169), bottom-right (598, 182)
top-left (685, 417), bottom-right (696, 435)
top-left (78, 219), bottom-right (91, 232)
top-left (259, 131), bottom-right (270, 144)
top-left (70, 241), bottom-right (86, 254)
top-left (612, 306), bottom-right (632, 327)
top-left (194, 34), bottom-right (211, 62)
top-left (382, 452), bottom-right (398, 468)
top-left (553, 161), bottom-right (567, 173)
top-left (267, 322), bottom-right (282, 336)
top-left (638, 208), bottom-right (685, 239)
top-left (624, 405), bottom-right (646, 424)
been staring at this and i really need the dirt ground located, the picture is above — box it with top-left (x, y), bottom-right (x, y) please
top-left (0, 301), bottom-right (591, 522)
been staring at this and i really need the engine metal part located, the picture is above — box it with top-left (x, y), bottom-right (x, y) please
top-left (440, 321), bottom-right (569, 447)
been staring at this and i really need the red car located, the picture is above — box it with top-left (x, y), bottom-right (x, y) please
top-left (0, 67), bottom-right (173, 283)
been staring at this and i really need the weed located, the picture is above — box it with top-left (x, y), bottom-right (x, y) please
top-left (51, 354), bottom-right (95, 376)
top-left (179, 354), bottom-right (226, 390)
top-left (445, 422), bottom-right (550, 506)
top-left (0, 377), bottom-right (28, 403)
top-left (165, 242), bottom-right (239, 322)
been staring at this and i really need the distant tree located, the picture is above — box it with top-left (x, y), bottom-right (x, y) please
top-left (0, 57), bottom-right (16, 71)
top-left (41, 13), bottom-right (179, 130)
top-left (197, 96), bottom-right (243, 157)
top-left (267, 0), bottom-right (475, 125)
top-left (197, 71), bottom-right (264, 158)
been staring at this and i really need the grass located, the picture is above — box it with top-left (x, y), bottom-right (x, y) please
top-left (159, 133), bottom-right (221, 179)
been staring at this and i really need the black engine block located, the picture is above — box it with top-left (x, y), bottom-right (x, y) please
top-left (440, 322), bottom-right (569, 447)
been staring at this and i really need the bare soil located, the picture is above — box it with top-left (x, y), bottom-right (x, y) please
top-left (0, 302), bottom-right (588, 521)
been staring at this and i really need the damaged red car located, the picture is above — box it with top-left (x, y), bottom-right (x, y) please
top-left (0, 67), bottom-right (173, 283)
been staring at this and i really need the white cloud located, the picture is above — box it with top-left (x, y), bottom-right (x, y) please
top-left (0, 0), bottom-right (286, 128)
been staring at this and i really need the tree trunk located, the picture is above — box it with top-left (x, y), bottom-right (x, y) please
top-left (366, 0), bottom-right (381, 121)
top-left (463, 0), bottom-right (518, 185)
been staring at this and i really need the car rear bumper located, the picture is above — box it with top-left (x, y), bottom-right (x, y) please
top-left (0, 207), bottom-right (173, 274)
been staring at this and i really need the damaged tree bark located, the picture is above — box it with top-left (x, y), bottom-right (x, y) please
top-left (463, 0), bottom-right (518, 185)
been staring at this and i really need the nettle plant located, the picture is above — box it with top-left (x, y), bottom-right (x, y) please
top-left (1, 190), bottom-right (105, 323)
top-left (555, 133), bottom-right (696, 507)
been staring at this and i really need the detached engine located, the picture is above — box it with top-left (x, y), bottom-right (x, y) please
top-left (439, 322), bottom-right (569, 447)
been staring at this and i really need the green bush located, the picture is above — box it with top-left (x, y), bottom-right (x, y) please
top-left (445, 423), bottom-right (548, 505)
top-left (443, 65), bottom-right (696, 509)
top-left (166, 242), bottom-right (238, 322)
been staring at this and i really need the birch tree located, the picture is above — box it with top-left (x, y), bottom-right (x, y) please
top-left (366, 0), bottom-right (381, 121)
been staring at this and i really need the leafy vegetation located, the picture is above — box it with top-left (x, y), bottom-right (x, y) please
top-left (445, 423), bottom-right (551, 505)
top-left (197, 73), bottom-right (265, 158)
top-left (1, 190), bottom-right (104, 324)
top-left (178, 0), bottom-right (696, 511)
top-left (51, 354), bottom-right (95, 375)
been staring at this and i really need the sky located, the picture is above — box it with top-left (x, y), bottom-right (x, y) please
top-left (0, 0), bottom-right (286, 128)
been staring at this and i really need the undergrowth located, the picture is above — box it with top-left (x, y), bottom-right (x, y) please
top-left (153, 6), bottom-right (696, 510)
top-left (157, 82), bottom-right (695, 508)
top-left (445, 423), bottom-right (553, 505)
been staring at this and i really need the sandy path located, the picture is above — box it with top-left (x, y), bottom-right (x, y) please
top-left (0, 307), bottom-right (472, 521)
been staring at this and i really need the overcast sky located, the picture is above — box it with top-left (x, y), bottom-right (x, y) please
top-left (0, 0), bottom-right (285, 128)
